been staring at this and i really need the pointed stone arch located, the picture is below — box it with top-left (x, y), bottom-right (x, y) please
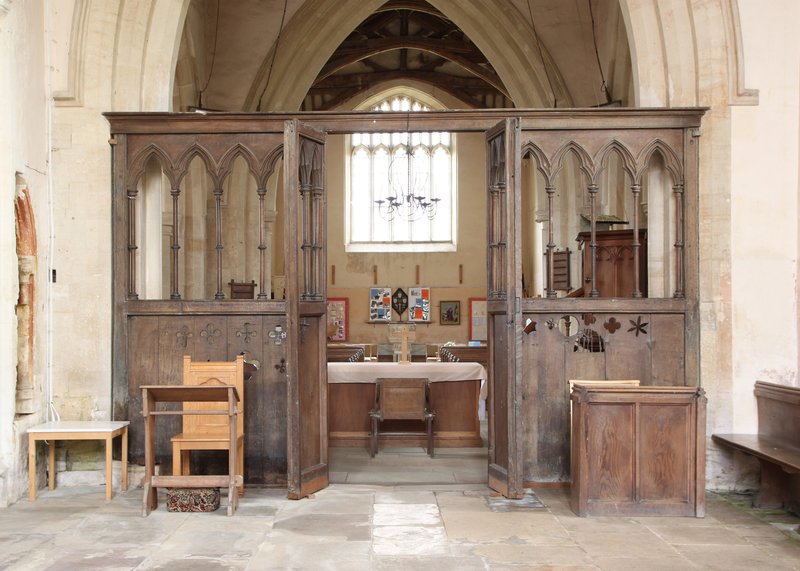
top-left (243, 0), bottom-right (567, 111)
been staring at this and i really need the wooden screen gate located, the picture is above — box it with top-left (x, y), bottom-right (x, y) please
top-left (106, 109), bottom-right (704, 495)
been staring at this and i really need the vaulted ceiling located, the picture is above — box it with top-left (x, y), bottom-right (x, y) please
top-left (303, 0), bottom-right (513, 110)
top-left (173, 0), bottom-right (632, 112)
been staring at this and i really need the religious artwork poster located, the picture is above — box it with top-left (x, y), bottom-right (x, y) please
top-left (392, 288), bottom-right (409, 318)
top-left (369, 287), bottom-right (392, 321)
top-left (326, 298), bottom-right (348, 341)
top-left (408, 287), bottom-right (431, 322)
top-left (440, 300), bottom-right (460, 325)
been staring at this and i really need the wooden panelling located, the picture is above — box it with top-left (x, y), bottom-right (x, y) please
top-left (639, 403), bottom-right (691, 501)
top-left (586, 404), bottom-right (635, 502)
top-left (258, 316), bottom-right (289, 485)
top-left (490, 313), bottom-right (510, 465)
top-left (126, 314), bottom-right (288, 485)
top-left (534, 320), bottom-right (570, 482)
top-left (649, 314), bottom-right (685, 386)
top-left (605, 323), bottom-right (652, 383)
top-left (522, 311), bottom-right (687, 484)
top-left (570, 385), bottom-right (705, 517)
top-left (126, 316), bottom-right (164, 471)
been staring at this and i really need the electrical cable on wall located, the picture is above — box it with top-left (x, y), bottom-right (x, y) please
top-left (256, 0), bottom-right (289, 111)
top-left (196, 0), bottom-right (221, 110)
top-left (588, 0), bottom-right (613, 105)
top-left (526, 0), bottom-right (557, 107)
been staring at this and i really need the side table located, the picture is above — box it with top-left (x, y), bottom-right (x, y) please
top-left (28, 420), bottom-right (129, 501)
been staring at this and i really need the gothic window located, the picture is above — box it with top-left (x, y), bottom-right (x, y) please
top-left (347, 95), bottom-right (455, 252)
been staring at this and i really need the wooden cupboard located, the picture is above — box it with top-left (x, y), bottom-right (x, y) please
top-left (576, 229), bottom-right (647, 298)
top-left (570, 384), bottom-right (706, 517)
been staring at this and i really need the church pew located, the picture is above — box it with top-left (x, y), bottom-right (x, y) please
top-left (713, 381), bottom-right (800, 515)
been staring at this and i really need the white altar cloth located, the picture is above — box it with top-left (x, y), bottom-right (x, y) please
top-left (327, 361), bottom-right (487, 385)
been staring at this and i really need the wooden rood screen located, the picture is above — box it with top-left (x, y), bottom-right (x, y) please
top-left (516, 114), bottom-right (703, 485)
top-left (106, 108), bottom-right (703, 493)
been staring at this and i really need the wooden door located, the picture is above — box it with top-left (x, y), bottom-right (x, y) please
top-left (485, 119), bottom-right (524, 498)
top-left (284, 120), bottom-right (329, 499)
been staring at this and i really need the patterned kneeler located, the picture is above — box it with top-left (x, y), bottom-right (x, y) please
top-left (166, 487), bottom-right (220, 512)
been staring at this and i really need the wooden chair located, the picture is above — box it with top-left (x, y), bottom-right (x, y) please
top-left (171, 355), bottom-right (245, 495)
top-left (228, 280), bottom-right (256, 299)
top-left (369, 378), bottom-right (436, 458)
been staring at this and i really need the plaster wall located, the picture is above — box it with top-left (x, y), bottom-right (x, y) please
top-left (44, 0), bottom-right (186, 421)
top-left (46, 0), bottom-right (118, 424)
top-left (730, 0), bottom-right (800, 418)
top-left (0, 0), bottom-right (51, 506)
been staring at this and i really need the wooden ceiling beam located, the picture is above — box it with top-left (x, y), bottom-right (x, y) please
top-left (312, 70), bottom-right (500, 91)
top-left (317, 39), bottom-right (503, 95)
top-left (307, 71), bottom-right (512, 110)
top-left (375, 0), bottom-right (445, 18)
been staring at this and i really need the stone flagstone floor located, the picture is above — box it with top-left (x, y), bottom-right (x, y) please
top-left (2, 445), bottom-right (799, 570)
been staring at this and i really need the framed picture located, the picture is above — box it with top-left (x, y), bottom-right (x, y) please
top-left (469, 298), bottom-right (487, 341)
top-left (408, 286), bottom-right (431, 322)
top-left (369, 287), bottom-right (392, 322)
top-left (326, 298), bottom-right (348, 341)
top-left (440, 301), bottom-right (460, 325)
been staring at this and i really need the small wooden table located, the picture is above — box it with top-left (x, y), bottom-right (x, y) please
top-left (141, 384), bottom-right (242, 516)
top-left (28, 420), bottom-right (129, 501)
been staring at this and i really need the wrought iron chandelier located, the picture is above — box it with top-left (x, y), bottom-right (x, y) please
top-left (374, 109), bottom-right (440, 222)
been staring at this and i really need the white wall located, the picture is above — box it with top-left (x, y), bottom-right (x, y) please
top-left (730, 0), bottom-right (800, 428)
top-left (0, 0), bottom-right (51, 506)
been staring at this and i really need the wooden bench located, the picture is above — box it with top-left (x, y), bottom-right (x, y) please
top-left (439, 345), bottom-right (488, 369)
top-left (327, 344), bottom-right (365, 362)
top-left (712, 381), bottom-right (800, 514)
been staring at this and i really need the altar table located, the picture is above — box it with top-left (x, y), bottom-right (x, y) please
top-left (327, 362), bottom-right (487, 448)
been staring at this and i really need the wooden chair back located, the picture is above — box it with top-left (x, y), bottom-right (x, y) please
top-left (370, 377), bottom-right (435, 457)
top-left (228, 280), bottom-right (256, 299)
top-left (182, 354), bottom-right (245, 437)
top-left (376, 378), bottom-right (430, 421)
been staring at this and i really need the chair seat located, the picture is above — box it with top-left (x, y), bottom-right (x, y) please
top-left (171, 432), bottom-right (244, 445)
